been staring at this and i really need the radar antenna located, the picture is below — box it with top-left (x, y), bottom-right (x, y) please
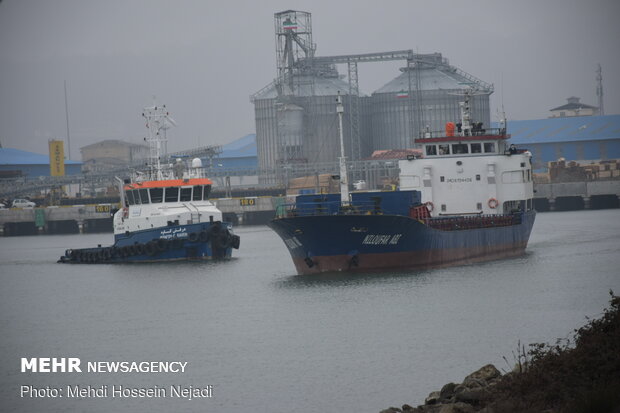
top-left (142, 100), bottom-right (177, 180)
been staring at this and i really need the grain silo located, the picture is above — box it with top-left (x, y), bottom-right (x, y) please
top-left (252, 71), bottom-right (357, 168)
top-left (252, 10), bottom-right (363, 184)
top-left (370, 53), bottom-right (493, 151)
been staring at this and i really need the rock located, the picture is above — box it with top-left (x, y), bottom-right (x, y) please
top-left (379, 407), bottom-right (403, 413)
top-left (439, 382), bottom-right (457, 402)
top-left (455, 387), bottom-right (492, 404)
top-left (438, 402), bottom-right (475, 413)
top-left (425, 391), bottom-right (441, 405)
top-left (462, 364), bottom-right (501, 388)
top-left (414, 406), bottom-right (443, 413)
top-left (402, 404), bottom-right (415, 411)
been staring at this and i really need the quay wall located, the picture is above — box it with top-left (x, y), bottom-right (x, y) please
top-left (1, 181), bottom-right (619, 236)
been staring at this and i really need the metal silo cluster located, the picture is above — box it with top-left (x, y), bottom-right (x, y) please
top-left (252, 10), bottom-right (493, 185)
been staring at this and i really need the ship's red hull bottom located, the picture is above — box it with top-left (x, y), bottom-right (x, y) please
top-left (290, 242), bottom-right (528, 275)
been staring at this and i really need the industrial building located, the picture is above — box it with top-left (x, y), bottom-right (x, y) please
top-left (80, 139), bottom-right (149, 173)
top-left (252, 10), bottom-right (493, 184)
top-left (0, 147), bottom-right (81, 178)
top-left (549, 96), bottom-right (599, 118)
top-left (508, 114), bottom-right (620, 171)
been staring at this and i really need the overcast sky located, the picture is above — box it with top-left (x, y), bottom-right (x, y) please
top-left (1, 0), bottom-right (619, 159)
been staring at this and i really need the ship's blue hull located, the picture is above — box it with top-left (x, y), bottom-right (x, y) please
top-left (268, 210), bottom-right (536, 275)
top-left (59, 221), bottom-right (239, 263)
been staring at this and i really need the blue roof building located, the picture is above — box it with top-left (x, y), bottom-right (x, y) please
top-left (211, 133), bottom-right (257, 171)
top-left (496, 115), bottom-right (620, 170)
top-left (0, 147), bottom-right (82, 177)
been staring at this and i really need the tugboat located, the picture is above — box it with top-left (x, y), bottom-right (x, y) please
top-left (268, 92), bottom-right (535, 275)
top-left (58, 103), bottom-right (239, 263)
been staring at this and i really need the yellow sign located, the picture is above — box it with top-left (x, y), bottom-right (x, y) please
top-left (239, 198), bottom-right (256, 206)
top-left (95, 205), bottom-right (111, 213)
top-left (49, 140), bottom-right (65, 176)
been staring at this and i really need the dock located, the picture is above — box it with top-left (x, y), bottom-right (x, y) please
top-left (1, 180), bottom-right (619, 236)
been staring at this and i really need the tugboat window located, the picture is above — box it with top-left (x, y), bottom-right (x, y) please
top-left (452, 144), bottom-right (469, 154)
top-left (426, 145), bottom-right (437, 156)
top-left (150, 188), bottom-right (163, 203)
top-left (132, 190), bottom-right (141, 205)
top-left (164, 187), bottom-right (179, 202)
top-left (471, 143), bottom-right (482, 153)
top-left (192, 185), bottom-right (203, 201)
top-left (438, 145), bottom-right (450, 155)
top-left (126, 190), bottom-right (136, 205)
top-left (204, 185), bottom-right (212, 200)
top-left (180, 187), bottom-right (192, 202)
top-left (139, 188), bottom-right (150, 204)
top-left (484, 142), bottom-right (496, 153)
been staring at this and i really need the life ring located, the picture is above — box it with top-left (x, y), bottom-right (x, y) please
top-left (488, 198), bottom-right (499, 209)
top-left (425, 201), bottom-right (434, 212)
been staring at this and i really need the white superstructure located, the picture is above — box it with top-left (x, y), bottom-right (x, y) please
top-left (400, 93), bottom-right (534, 217)
top-left (112, 103), bottom-right (224, 235)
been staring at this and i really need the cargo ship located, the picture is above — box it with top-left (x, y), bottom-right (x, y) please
top-left (268, 92), bottom-right (535, 275)
top-left (58, 103), bottom-right (239, 263)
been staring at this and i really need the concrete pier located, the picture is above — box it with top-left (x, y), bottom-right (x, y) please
top-left (0, 197), bottom-right (285, 236)
top-left (1, 180), bottom-right (618, 236)
top-left (534, 180), bottom-right (620, 211)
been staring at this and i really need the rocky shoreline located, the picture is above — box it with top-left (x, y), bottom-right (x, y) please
top-left (380, 291), bottom-right (620, 413)
top-left (380, 364), bottom-right (504, 413)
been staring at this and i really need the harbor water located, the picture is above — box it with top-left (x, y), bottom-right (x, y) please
top-left (1, 209), bottom-right (619, 412)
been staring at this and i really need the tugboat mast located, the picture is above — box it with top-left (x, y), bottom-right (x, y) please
top-left (336, 92), bottom-right (349, 204)
top-left (142, 101), bottom-right (176, 180)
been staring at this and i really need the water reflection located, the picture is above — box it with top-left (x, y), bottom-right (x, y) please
top-left (273, 268), bottom-right (434, 289)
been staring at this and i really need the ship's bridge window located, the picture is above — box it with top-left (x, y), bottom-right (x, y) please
top-left (150, 187), bottom-right (163, 203)
top-left (180, 187), bottom-right (192, 202)
top-left (192, 185), bottom-right (203, 201)
top-left (484, 142), bottom-right (496, 153)
top-left (126, 190), bottom-right (136, 205)
top-left (204, 185), bottom-right (212, 199)
top-left (471, 143), bottom-right (482, 153)
top-left (131, 189), bottom-right (141, 205)
top-left (425, 145), bottom-right (437, 156)
top-left (438, 144), bottom-right (450, 155)
top-left (139, 188), bottom-right (150, 204)
top-left (164, 187), bottom-right (179, 203)
top-left (452, 144), bottom-right (469, 154)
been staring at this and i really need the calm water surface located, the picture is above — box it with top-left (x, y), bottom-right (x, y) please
top-left (1, 209), bottom-right (619, 412)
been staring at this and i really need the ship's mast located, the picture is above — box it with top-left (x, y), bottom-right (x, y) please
top-left (142, 101), bottom-right (176, 180)
top-left (336, 92), bottom-right (349, 204)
